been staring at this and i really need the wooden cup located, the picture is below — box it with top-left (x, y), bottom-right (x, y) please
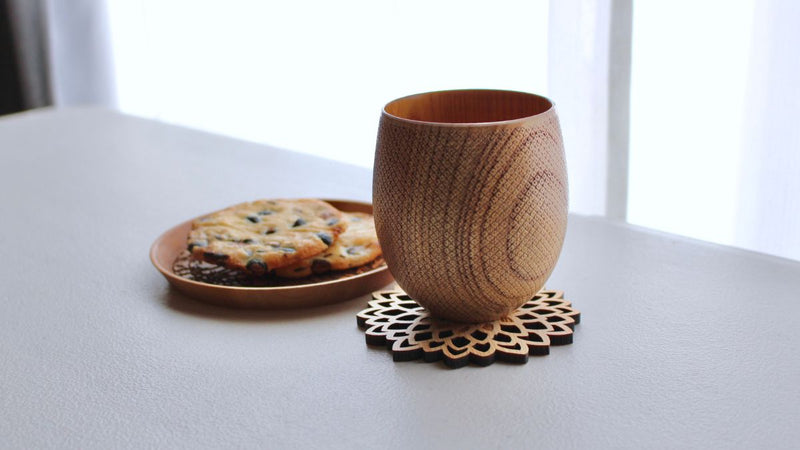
top-left (373, 89), bottom-right (568, 323)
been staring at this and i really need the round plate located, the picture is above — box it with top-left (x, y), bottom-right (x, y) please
top-left (150, 199), bottom-right (393, 309)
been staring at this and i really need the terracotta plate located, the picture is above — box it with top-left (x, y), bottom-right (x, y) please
top-left (150, 199), bottom-right (393, 309)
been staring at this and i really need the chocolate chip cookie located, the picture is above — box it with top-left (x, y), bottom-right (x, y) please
top-left (275, 212), bottom-right (382, 278)
top-left (187, 199), bottom-right (346, 275)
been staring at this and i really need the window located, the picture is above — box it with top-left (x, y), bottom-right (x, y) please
top-left (628, 0), bottom-right (755, 246)
top-left (107, 0), bottom-right (550, 167)
top-left (628, 0), bottom-right (800, 260)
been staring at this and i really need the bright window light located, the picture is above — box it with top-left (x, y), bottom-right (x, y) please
top-left (628, 0), bottom-right (755, 246)
top-left (107, 0), bottom-right (549, 168)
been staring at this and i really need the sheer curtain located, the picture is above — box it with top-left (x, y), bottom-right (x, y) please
top-left (6, 0), bottom-right (116, 109)
top-left (551, 0), bottom-right (800, 261)
top-left (626, 0), bottom-right (800, 261)
top-left (45, 0), bottom-right (116, 106)
top-left (105, 0), bottom-right (550, 168)
top-left (13, 0), bottom-right (800, 261)
top-left (735, 0), bottom-right (800, 261)
top-left (548, 0), bottom-right (631, 219)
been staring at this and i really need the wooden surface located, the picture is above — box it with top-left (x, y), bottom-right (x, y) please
top-left (374, 90), bottom-right (568, 322)
top-left (150, 200), bottom-right (392, 309)
top-left (357, 289), bottom-right (580, 368)
top-left (383, 89), bottom-right (554, 124)
top-left (2, 108), bottom-right (800, 449)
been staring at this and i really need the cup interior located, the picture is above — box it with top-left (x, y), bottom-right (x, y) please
top-left (383, 89), bottom-right (552, 124)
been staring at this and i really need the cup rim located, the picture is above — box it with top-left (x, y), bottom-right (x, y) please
top-left (382, 89), bottom-right (554, 127)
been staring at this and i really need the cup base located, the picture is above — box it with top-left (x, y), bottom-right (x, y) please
top-left (357, 288), bottom-right (580, 368)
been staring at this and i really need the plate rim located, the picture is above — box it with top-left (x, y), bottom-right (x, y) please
top-left (149, 199), bottom-right (392, 307)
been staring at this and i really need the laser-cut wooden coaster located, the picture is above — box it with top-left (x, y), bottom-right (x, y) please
top-left (357, 289), bottom-right (580, 368)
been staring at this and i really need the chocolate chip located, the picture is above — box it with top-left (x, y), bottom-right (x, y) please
top-left (187, 240), bottom-right (207, 252)
top-left (346, 246), bottom-right (360, 255)
top-left (327, 218), bottom-right (339, 226)
top-left (246, 215), bottom-right (260, 224)
top-left (241, 238), bottom-right (255, 244)
top-left (316, 232), bottom-right (333, 246)
top-left (203, 252), bottom-right (229, 263)
top-left (246, 260), bottom-right (268, 275)
top-left (264, 228), bottom-right (276, 235)
top-left (292, 218), bottom-right (306, 227)
top-left (311, 259), bottom-right (332, 274)
top-left (257, 210), bottom-right (274, 215)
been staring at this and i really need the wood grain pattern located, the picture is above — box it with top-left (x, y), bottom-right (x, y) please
top-left (373, 90), bottom-right (568, 323)
top-left (357, 289), bottom-right (580, 368)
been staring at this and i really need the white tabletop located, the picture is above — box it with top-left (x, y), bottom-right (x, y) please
top-left (1, 107), bottom-right (799, 449)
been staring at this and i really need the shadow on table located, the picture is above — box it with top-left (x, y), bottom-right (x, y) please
top-left (160, 286), bottom-right (370, 323)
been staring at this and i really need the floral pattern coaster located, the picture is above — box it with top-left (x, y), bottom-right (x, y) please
top-left (357, 289), bottom-right (580, 368)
